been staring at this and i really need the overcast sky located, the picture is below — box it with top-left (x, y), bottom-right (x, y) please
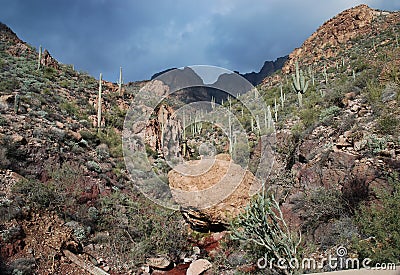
top-left (1, 1), bottom-right (399, 82)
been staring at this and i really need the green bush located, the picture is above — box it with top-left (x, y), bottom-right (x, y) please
top-left (0, 77), bottom-right (20, 93)
top-left (299, 108), bottom-right (319, 129)
top-left (12, 179), bottom-right (55, 208)
top-left (295, 187), bottom-right (345, 233)
top-left (353, 173), bottom-right (400, 264)
top-left (59, 100), bottom-right (79, 117)
top-left (98, 191), bottom-right (189, 266)
top-left (377, 114), bottom-right (399, 135)
top-left (97, 127), bottom-right (123, 158)
top-left (319, 106), bottom-right (341, 124)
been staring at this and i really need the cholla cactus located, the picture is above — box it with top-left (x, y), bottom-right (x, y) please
top-left (231, 187), bottom-right (301, 275)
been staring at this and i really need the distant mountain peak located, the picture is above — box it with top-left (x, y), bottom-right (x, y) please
top-left (241, 56), bottom-right (288, 85)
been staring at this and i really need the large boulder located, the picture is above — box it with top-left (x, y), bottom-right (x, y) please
top-left (168, 154), bottom-right (260, 231)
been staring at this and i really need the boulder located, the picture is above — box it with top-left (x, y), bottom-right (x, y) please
top-left (146, 256), bottom-right (172, 270)
top-left (186, 259), bottom-right (212, 275)
top-left (168, 154), bottom-right (260, 231)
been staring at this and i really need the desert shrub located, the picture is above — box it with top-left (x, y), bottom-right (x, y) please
top-left (13, 179), bottom-right (55, 208)
top-left (0, 114), bottom-right (8, 126)
top-left (294, 187), bottom-right (345, 233)
top-left (319, 106), bottom-right (341, 124)
top-left (104, 105), bottom-right (126, 130)
top-left (42, 66), bottom-right (57, 81)
top-left (317, 216), bottom-right (359, 249)
top-left (376, 114), bottom-right (399, 136)
top-left (0, 136), bottom-right (27, 169)
top-left (365, 80), bottom-right (383, 105)
top-left (323, 88), bottom-right (345, 108)
top-left (0, 77), bottom-right (20, 94)
top-left (97, 127), bottom-right (122, 158)
top-left (13, 161), bottom-right (97, 227)
top-left (353, 173), bottom-right (400, 265)
top-left (299, 108), bottom-right (319, 129)
top-left (59, 100), bottom-right (79, 117)
top-left (98, 191), bottom-right (189, 266)
top-left (366, 135), bottom-right (387, 155)
top-left (80, 130), bottom-right (99, 145)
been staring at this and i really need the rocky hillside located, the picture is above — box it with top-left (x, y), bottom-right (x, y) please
top-left (0, 3), bottom-right (400, 274)
top-left (0, 22), bottom-right (190, 274)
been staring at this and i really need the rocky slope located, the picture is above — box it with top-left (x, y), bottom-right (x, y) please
top-left (0, 3), bottom-right (400, 274)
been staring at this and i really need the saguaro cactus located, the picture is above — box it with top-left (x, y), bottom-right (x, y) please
top-left (291, 61), bottom-right (309, 107)
top-left (37, 45), bottom-right (42, 70)
top-left (117, 67), bottom-right (123, 96)
top-left (211, 96), bottom-right (216, 110)
top-left (97, 73), bottom-right (103, 132)
top-left (323, 64), bottom-right (328, 84)
top-left (280, 85), bottom-right (285, 109)
top-left (14, 94), bottom-right (20, 114)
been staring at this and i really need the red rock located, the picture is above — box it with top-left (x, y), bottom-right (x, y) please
top-left (165, 263), bottom-right (190, 275)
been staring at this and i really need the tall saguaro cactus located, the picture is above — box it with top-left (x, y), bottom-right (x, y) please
top-left (291, 61), bottom-right (309, 107)
top-left (117, 67), bottom-right (123, 96)
top-left (37, 45), bottom-right (42, 71)
top-left (97, 73), bottom-right (103, 132)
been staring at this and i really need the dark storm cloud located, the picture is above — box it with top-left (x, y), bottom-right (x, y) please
top-left (0, 0), bottom-right (399, 81)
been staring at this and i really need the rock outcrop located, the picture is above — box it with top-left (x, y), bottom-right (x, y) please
top-left (40, 49), bottom-right (60, 70)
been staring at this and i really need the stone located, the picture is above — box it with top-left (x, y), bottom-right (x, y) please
top-left (381, 83), bottom-right (398, 102)
top-left (55, 121), bottom-right (64, 129)
top-left (11, 134), bottom-right (26, 144)
top-left (146, 256), bottom-right (171, 270)
top-left (168, 154), bottom-right (261, 231)
top-left (186, 259), bottom-right (212, 275)
top-left (336, 135), bottom-right (352, 148)
top-left (350, 104), bottom-right (361, 112)
top-left (68, 130), bottom-right (82, 141)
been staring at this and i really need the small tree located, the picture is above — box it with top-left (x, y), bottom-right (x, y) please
top-left (231, 187), bottom-right (301, 274)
